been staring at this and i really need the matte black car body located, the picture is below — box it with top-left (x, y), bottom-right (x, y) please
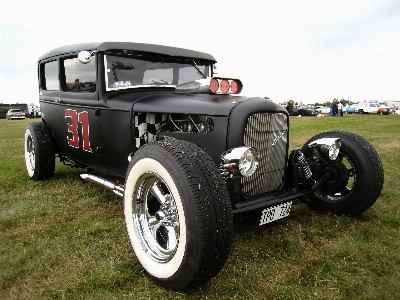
top-left (37, 42), bottom-right (289, 203)
top-left (29, 42), bottom-right (384, 291)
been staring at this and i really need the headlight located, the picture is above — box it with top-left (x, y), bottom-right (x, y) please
top-left (308, 138), bottom-right (341, 160)
top-left (220, 147), bottom-right (259, 177)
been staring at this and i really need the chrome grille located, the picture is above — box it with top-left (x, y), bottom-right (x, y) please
top-left (242, 113), bottom-right (288, 196)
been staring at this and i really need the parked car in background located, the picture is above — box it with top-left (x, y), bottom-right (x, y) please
top-left (292, 105), bottom-right (318, 116)
top-left (353, 102), bottom-right (379, 114)
top-left (377, 105), bottom-right (390, 115)
top-left (315, 106), bottom-right (330, 114)
top-left (6, 109), bottom-right (25, 120)
top-left (346, 106), bottom-right (356, 114)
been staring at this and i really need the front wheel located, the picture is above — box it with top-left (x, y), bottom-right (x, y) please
top-left (301, 130), bottom-right (384, 216)
top-left (124, 138), bottom-right (233, 290)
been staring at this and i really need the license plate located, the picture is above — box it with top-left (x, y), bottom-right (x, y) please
top-left (259, 201), bottom-right (292, 226)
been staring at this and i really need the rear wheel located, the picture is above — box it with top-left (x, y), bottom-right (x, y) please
top-left (302, 130), bottom-right (384, 216)
top-left (124, 138), bottom-right (233, 290)
top-left (358, 109), bottom-right (364, 114)
top-left (24, 122), bottom-right (55, 180)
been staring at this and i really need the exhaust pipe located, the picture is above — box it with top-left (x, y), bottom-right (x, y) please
top-left (79, 174), bottom-right (124, 198)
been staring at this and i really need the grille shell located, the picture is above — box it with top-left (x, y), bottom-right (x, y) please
top-left (242, 113), bottom-right (288, 196)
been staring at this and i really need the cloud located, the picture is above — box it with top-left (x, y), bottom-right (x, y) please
top-left (1, 0), bottom-right (399, 105)
top-left (306, 0), bottom-right (400, 51)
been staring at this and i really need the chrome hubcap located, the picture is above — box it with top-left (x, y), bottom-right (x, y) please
top-left (132, 172), bottom-right (179, 262)
top-left (26, 135), bottom-right (35, 171)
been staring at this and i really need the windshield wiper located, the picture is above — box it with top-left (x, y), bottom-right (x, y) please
top-left (190, 59), bottom-right (206, 79)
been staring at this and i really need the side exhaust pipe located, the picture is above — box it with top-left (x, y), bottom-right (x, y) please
top-left (79, 174), bottom-right (124, 198)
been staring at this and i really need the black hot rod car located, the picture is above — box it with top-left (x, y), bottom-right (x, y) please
top-left (25, 42), bottom-right (384, 291)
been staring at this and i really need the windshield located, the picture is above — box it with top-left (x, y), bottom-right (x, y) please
top-left (104, 52), bottom-right (211, 91)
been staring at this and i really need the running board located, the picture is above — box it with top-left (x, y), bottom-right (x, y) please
top-left (79, 174), bottom-right (124, 198)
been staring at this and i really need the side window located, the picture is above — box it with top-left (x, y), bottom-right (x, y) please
top-left (42, 60), bottom-right (59, 90)
top-left (63, 57), bottom-right (96, 92)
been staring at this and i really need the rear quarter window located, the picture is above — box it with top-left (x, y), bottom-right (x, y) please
top-left (42, 60), bottom-right (59, 90)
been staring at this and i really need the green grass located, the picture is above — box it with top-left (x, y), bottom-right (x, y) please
top-left (1, 114), bottom-right (399, 299)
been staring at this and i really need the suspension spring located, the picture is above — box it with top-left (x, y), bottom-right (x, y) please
top-left (296, 150), bottom-right (312, 179)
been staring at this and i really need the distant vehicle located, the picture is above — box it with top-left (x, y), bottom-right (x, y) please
top-left (377, 105), bottom-right (390, 115)
top-left (6, 109), bottom-right (25, 120)
top-left (346, 106), bottom-right (356, 114)
top-left (292, 105), bottom-right (318, 116)
top-left (353, 102), bottom-right (379, 114)
top-left (315, 106), bottom-right (329, 114)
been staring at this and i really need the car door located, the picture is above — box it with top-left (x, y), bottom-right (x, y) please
top-left (369, 103), bottom-right (378, 113)
top-left (56, 55), bottom-right (106, 172)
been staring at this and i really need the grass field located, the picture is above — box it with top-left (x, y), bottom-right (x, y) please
top-left (1, 115), bottom-right (399, 299)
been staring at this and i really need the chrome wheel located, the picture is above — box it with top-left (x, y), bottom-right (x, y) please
top-left (132, 172), bottom-right (179, 263)
top-left (25, 134), bottom-right (35, 172)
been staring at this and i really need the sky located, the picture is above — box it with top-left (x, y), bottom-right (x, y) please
top-left (1, 0), bottom-right (400, 106)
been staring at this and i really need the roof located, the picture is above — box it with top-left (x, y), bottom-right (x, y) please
top-left (37, 42), bottom-right (217, 63)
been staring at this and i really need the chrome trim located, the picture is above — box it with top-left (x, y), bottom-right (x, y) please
top-left (78, 50), bottom-right (97, 64)
top-left (308, 138), bottom-right (341, 160)
top-left (132, 172), bottom-right (180, 263)
top-left (242, 113), bottom-right (288, 196)
top-left (79, 174), bottom-right (124, 197)
top-left (220, 146), bottom-right (259, 178)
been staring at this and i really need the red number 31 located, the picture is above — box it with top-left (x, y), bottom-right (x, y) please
top-left (65, 109), bottom-right (92, 152)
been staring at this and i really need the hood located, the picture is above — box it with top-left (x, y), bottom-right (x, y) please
top-left (104, 89), bottom-right (285, 116)
top-left (130, 92), bottom-right (267, 116)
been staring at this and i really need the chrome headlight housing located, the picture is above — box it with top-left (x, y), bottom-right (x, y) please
top-left (220, 146), bottom-right (259, 177)
top-left (309, 138), bottom-right (341, 160)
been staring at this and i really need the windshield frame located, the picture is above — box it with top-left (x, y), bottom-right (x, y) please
top-left (103, 52), bottom-right (212, 92)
